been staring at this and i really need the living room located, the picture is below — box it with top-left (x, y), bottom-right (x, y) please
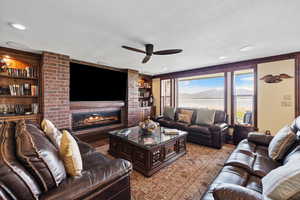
top-left (1, 1), bottom-right (300, 200)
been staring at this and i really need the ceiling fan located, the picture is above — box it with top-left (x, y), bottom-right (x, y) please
top-left (122, 44), bottom-right (183, 64)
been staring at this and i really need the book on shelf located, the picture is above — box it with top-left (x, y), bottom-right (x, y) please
top-left (7, 84), bottom-right (38, 96)
top-left (4, 67), bottom-right (36, 78)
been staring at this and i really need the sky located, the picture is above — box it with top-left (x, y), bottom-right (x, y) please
top-left (178, 73), bottom-right (254, 94)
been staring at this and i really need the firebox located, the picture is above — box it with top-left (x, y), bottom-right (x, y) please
top-left (72, 110), bottom-right (121, 131)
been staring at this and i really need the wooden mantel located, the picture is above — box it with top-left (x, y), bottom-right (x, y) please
top-left (70, 101), bottom-right (125, 111)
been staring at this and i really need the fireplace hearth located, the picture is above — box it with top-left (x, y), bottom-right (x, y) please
top-left (72, 110), bottom-right (121, 131)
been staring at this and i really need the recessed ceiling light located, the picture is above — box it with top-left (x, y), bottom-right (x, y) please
top-left (9, 23), bottom-right (27, 30)
top-left (162, 67), bottom-right (168, 71)
top-left (240, 45), bottom-right (254, 52)
top-left (219, 56), bottom-right (227, 60)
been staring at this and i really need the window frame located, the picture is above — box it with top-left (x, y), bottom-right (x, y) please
top-left (230, 66), bottom-right (257, 127)
top-left (176, 72), bottom-right (227, 111)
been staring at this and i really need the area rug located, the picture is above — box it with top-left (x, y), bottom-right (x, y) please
top-left (96, 143), bottom-right (234, 200)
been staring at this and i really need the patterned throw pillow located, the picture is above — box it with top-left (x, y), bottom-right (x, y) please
top-left (268, 126), bottom-right (296, 161)
top-left (41, 119), bottom-right (62, 148)
top-left (178, 109), bottom-right (194, 124)
top-left (60, 130), bottom-right (83, 177)
top-left (178, 113), bottom-right (191, 124)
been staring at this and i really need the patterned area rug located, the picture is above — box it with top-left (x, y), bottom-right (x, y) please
top-left (96, 143), bottom-right (234, 200)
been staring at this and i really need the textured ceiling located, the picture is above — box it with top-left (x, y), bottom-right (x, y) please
top-left (1, 0), bottom-right (300, 75)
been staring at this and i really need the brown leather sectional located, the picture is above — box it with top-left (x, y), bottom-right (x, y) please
top-left (0, 121), bottom-right (132, 200)
top-left (201, 117), bottom-right (300, 200)
top-left (157, 108), bottom-right (228, 149)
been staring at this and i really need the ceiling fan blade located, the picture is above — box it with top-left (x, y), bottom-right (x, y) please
top-left (142, 55), bottom-right (151, 63)
top-left (122, 45), bottom-right (146, 54)
top-left (153, 49), bottom-right (183, 55)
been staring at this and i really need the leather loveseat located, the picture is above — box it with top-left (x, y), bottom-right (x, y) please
top-left (201, 117), bottom-right (300, 200)
top-left (0, 121), bottom-right (132, 200)
top-left (157, 108), bottom-right (228, 149)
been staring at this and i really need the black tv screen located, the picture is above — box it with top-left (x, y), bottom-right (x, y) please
top-left (70, 63), bottom-right (127, 101)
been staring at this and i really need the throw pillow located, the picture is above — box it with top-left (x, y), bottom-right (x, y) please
top-left (163, 106), bottom-right (176, 120)
top-left (15, 120), bottom-right (66, 192)
top-left (195, 108), bottom-right (216, 125)
top-left (41, 119), bottom-right (62, 148)
top-left (0, 122), bottom-right (41, 200)
top-left (60, 130), bottom-right (83, 177)
top-left (178, 113), bottom-right (191, 124)
top-left (262, 159), bottom-right (300, 200)
top-left (268, 125), bottom-right (296, 161)
top-left (179, 109), bottom-right (194, 124)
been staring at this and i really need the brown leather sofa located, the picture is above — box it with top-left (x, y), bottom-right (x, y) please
top-left (201, 117), bottom-right (300, 200)
top-left (0, 121), bottom-right (132, 200)
top-left (157, 108), bottom-right (228, 149)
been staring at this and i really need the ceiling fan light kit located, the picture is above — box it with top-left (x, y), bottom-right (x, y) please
top-left (122, 44), bottom-right (183, 64)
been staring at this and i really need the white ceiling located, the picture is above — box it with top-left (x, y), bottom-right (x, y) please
top-left (1, 0), bottom-right (300, 75)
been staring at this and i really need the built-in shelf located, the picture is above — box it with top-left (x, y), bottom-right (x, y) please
top-left (0, 47), bottom-right (42, 123)
top-left (0, 95), bottom-right (38, 98)
top-left (0, 74), bottom-right (38, 80)
top-left (0, 114), bottom-right (41, 121)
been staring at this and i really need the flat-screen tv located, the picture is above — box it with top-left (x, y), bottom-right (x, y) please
top-left (70, 63), bottom-right (127, 101)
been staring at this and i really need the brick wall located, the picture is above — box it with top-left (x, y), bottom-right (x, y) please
top-left (41, 52), bottom-right (71, 129)
top-left (126, 69), bottom-right (140, 127)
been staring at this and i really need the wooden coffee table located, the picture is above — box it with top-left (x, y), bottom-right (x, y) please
top-left (108, 126), bottom-right (187, 177)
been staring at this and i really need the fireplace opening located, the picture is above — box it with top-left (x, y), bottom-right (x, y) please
top-left (72, 110), bottom-right (121, 131)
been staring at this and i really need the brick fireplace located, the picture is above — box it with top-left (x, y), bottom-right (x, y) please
top-left (41, 52), bottom-right (140, 132)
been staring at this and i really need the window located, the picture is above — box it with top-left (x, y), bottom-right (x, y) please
top-left (160, 79), bottom-right (172, 114)
top-left (232, 69), bottom-right (255, 125)
top-left (177, 73), bottom-right (225, 110)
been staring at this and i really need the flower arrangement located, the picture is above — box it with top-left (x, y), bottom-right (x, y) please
top-left (139, 117), bottom-right (159, 133)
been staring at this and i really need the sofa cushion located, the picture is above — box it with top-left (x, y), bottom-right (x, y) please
top-left (172, 121), bottom-right (189, 131)
top-left (163, 106), bottom-right (176, 120)
top-left (41, 119), bottom-right (62, 148)
top-left (213, 184), bottom-right (263, 200)
top-left (195, 108), bottom-right (215, 125)
top-left (60, 130), bottom-right (83, 177)
top-left (252, 155), bottom-right (280, 178)
top-left (225, 150), bottom-right (255, 173)
top-left (0, 122), bottom-right (41, 200)
top-left (262, 159), bottom-right (300, 200)
top-left (15, 120), bottom-right (66, 192)
top-left (201, 166), bottom-right (249, 200)
top-left (40, 159), bottom-right (132, 200)
top-left (226, 143), bottom-right (280, 178)
top-left (268, 125), bottom-right (296, 161)
top-left (187, 124), bottom-right (210, 134)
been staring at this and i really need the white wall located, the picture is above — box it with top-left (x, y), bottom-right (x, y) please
top-left (257, 59), bottom-right (295, 135)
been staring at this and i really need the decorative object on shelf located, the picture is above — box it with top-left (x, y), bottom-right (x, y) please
top-left (260, 73), bottom-right (293, 83)
top-left (139, 117), bottom-right (159, 134)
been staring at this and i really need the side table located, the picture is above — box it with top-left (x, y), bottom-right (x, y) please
top-left (233, 124), bottom-right (258, 145)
